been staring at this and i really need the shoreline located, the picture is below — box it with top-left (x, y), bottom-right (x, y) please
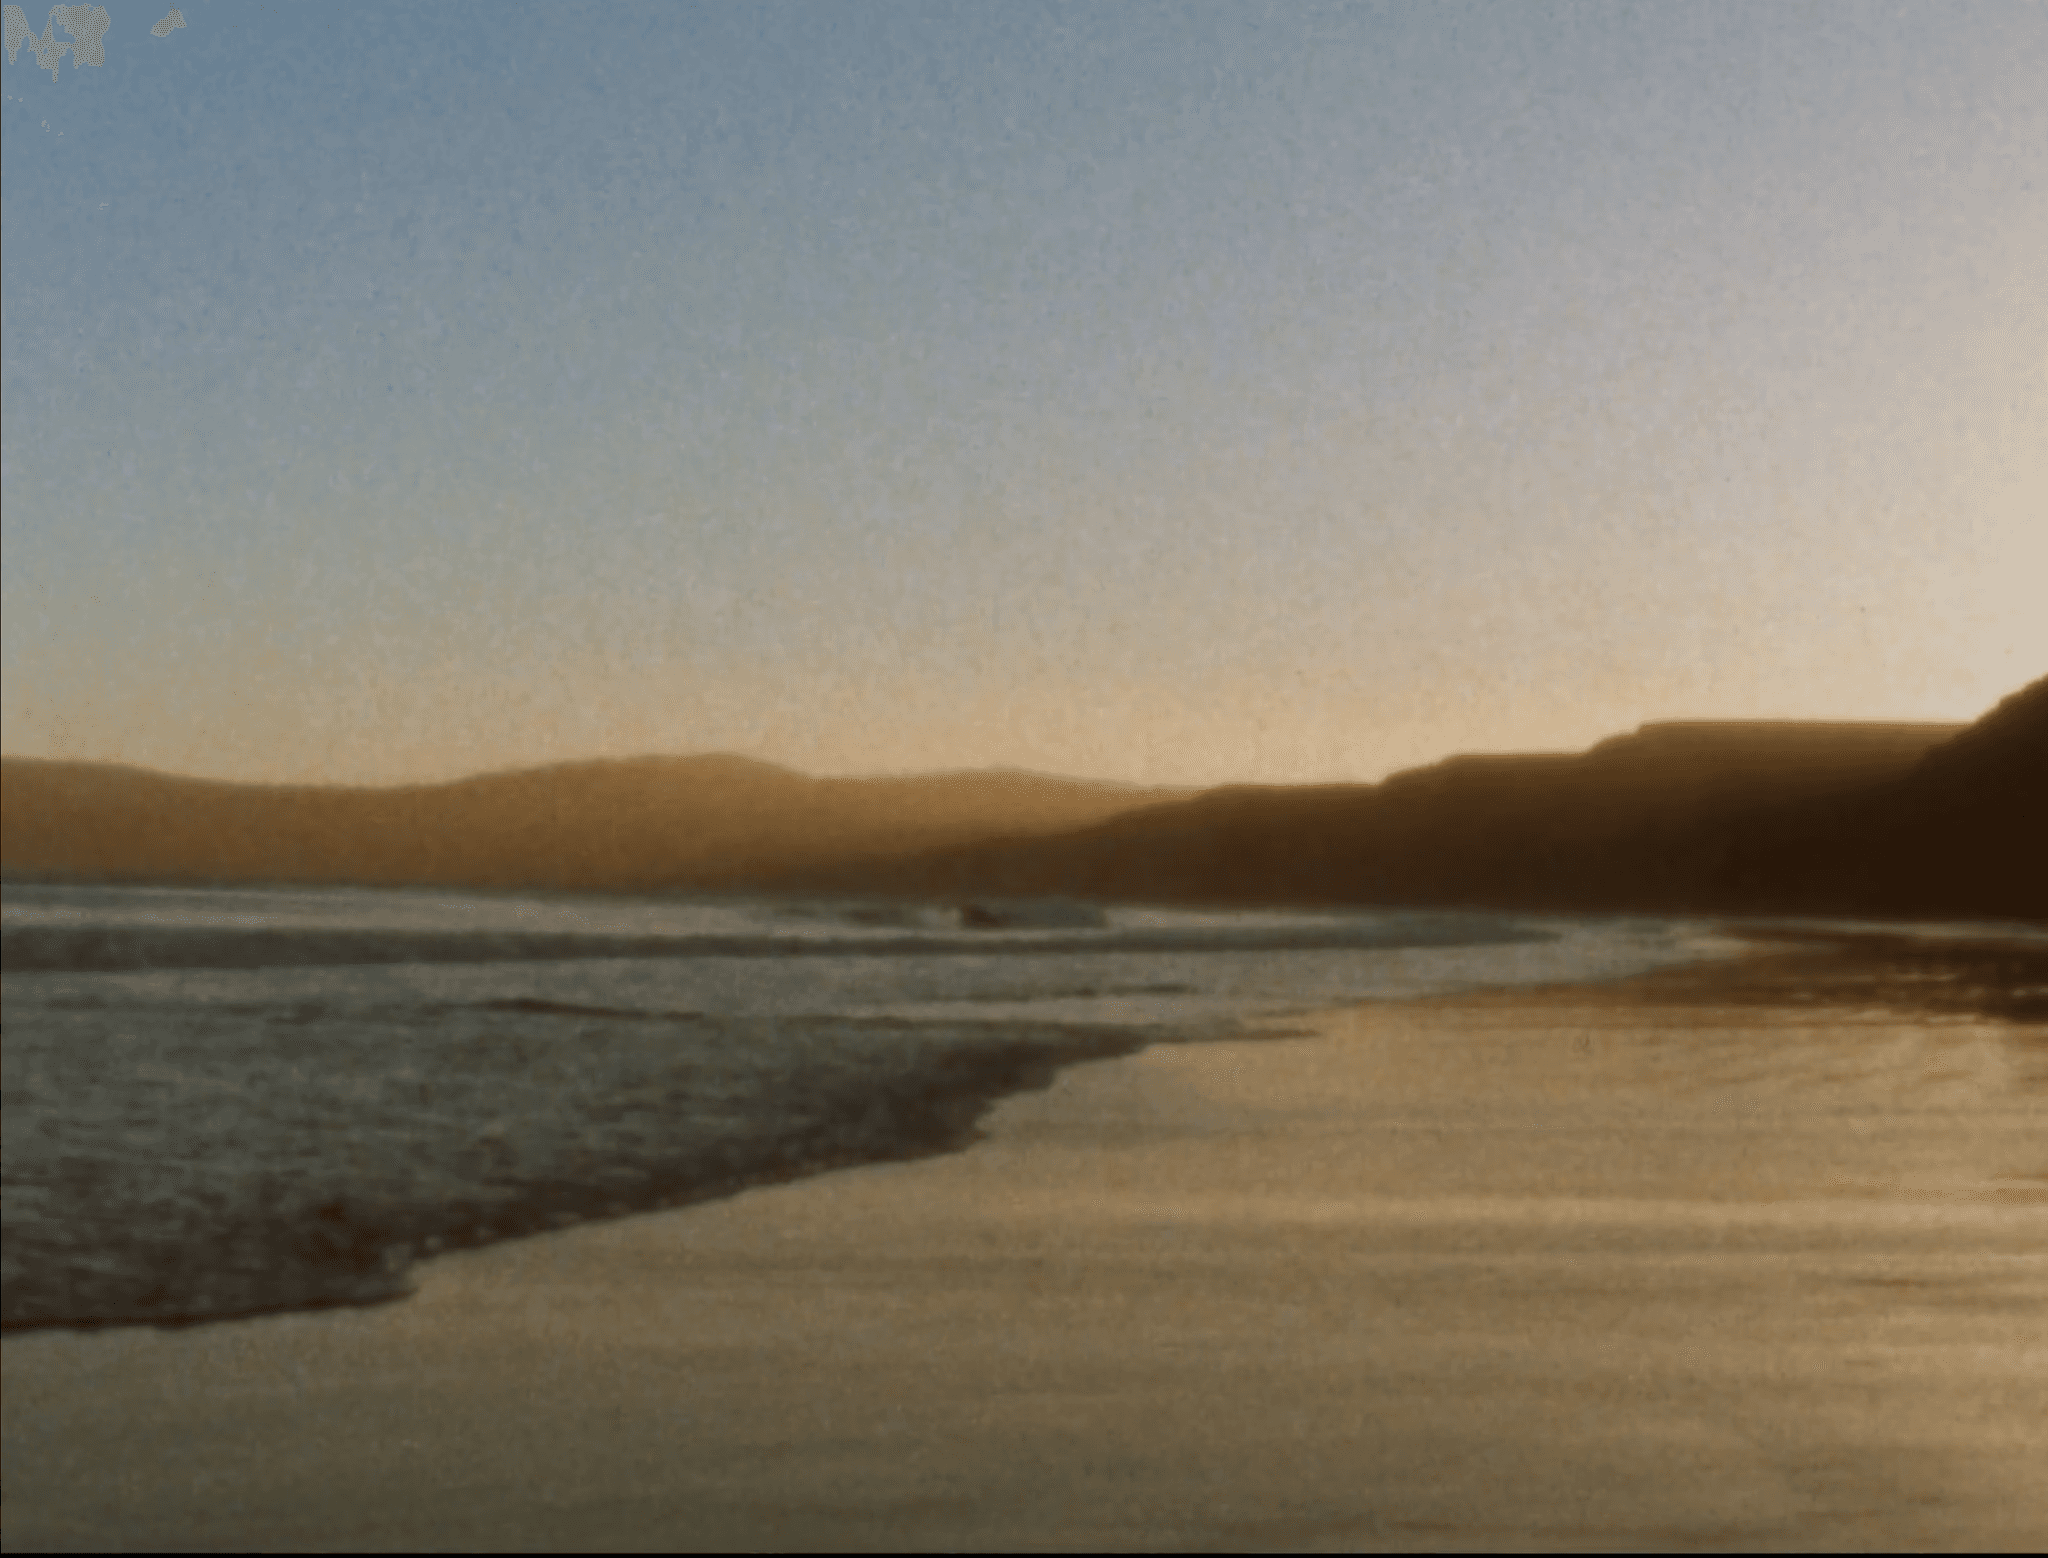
top-left (14, 917), bottom-right (2012, 1340)
top-left (5, 933), bottom-right (2046, 1550)
top-left (0, 904), bottom-right (1673, 1337)
top-left (1401, 923), bottom-right (2048, 1036)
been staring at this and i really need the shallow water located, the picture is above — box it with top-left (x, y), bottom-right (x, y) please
top-left (1, 882), bottom-right (1728, 1330)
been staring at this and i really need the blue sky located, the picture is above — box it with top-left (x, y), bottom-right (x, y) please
top-left (4, 2), bottom-right (2044, 784)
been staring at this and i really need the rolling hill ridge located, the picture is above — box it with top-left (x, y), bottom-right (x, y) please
top-left (0, 756), bottom-right (1193, 893)
top-left (781, 681), bottom-right (2045, 922)
top-left (5, 678), bottom-right (2040, 922)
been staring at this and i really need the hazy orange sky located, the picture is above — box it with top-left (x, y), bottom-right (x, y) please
top-left (4, 3), bottom-right (2043, 786)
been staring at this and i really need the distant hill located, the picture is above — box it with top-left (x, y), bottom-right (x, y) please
top-left (0, 756), bottom-right (1193, 892)
top-left (1707, 677), bottom-right (2048, 921)
top-left (779, 686), bottom-right (2045, 923)
top-left (7, 682), bottom-right (2039, 922)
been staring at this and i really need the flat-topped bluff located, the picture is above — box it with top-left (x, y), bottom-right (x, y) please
top-left (5, 678), bottom-right (2041, 921)
top-left (786, 680), bottom-right (2046, 923)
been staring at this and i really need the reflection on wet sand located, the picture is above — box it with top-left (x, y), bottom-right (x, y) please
top-left (3, 932), bottom-right (2042, 1550)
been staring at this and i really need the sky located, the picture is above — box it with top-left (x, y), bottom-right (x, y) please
top-left (3, 1), bottom-right (2044, 787)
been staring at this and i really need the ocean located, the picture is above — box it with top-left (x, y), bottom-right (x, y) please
top-left (1, 881), bottom-right (1733, 1331)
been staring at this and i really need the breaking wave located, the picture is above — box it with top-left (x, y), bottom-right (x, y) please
top-left (2, 882), bottom-right (1720, 1331)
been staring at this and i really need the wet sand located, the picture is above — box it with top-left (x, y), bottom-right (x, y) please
top-left (6, 938), bottom-right (2046, 1551)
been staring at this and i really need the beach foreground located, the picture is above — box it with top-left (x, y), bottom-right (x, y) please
top-left (6, 948), bottom-right (2045, 1551)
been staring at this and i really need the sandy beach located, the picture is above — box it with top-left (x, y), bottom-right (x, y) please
top-left (6, 948), bottom-right (2045, 1552)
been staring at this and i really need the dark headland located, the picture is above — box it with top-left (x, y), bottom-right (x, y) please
top-left (794, 675), bottom-right (2046, 923)
top-left (3, 676), bottom-right (2042, 923)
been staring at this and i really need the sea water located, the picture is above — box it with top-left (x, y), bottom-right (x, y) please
top-left (1, 881), bottom-right (1731, 1330)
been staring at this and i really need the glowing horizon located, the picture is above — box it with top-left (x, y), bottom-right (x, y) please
top-left (5, 3), bottom-right (2044, 790)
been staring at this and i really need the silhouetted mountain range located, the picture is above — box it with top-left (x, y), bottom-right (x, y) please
top-left (0, 757), bottom-right (1192, 892)
top-left (784, 679), bottom-right (2045, 923)
top-left (4, 678), bottom-right (2041, 921)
